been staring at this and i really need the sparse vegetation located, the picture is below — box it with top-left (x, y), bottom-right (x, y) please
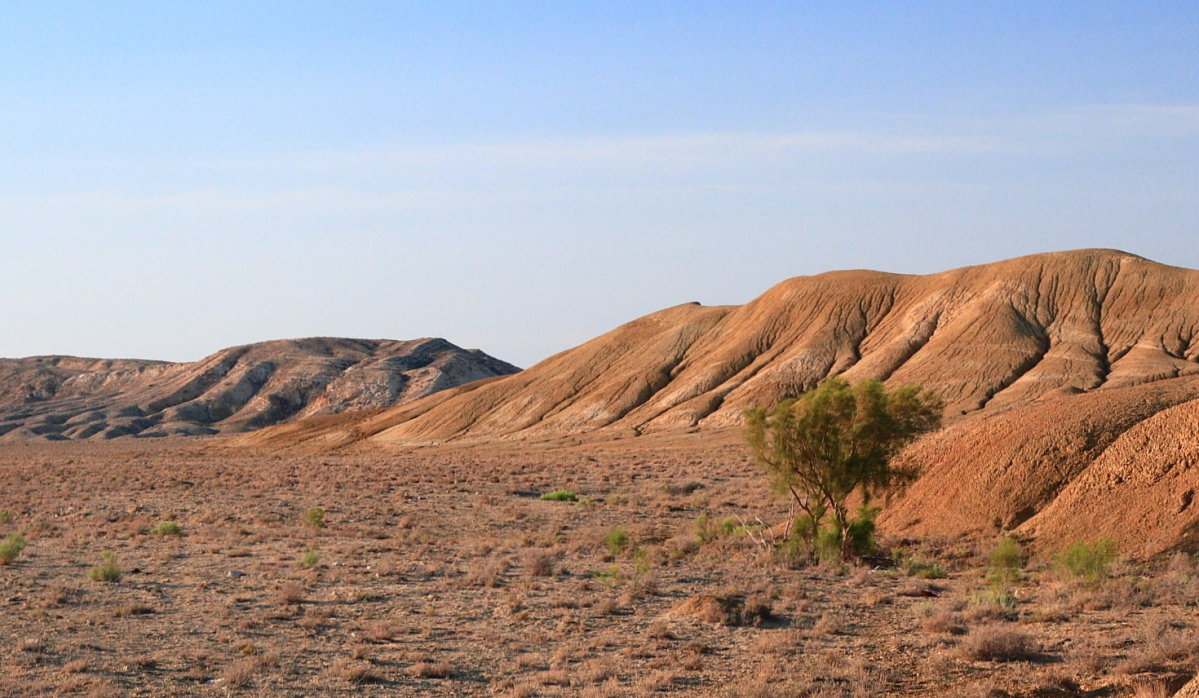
top-left (0, 532), bottom-right (27, 565)
top-left (303, 507), bottom-right (326, 529)
top-left (0, 509), bottom-right (13, 524)
top-left (959, 626), bottom-right (1040, 662)
top-left (87, 550), bottom-right (122, 582)
top-left (693, 513), bottom-right (741, 544)
top-left (1061, 539), bottom-right (1118, 585)
top-left (539, 489), bottom-right (578, 502)
top-left (299, 550), bottom-right (320, 568)
top-left (987, 535), bottom-right (1024, 585)
top-left (0, 437), bottom-right (1192, 696)
top-left (604, 527), bottom-right (629, 556)
top-left (149, 521), bottom-right (183, 536)
top-left (898, 551), bottom-right (947, 579)
top-left (745, 378), bottom-right (942, 559)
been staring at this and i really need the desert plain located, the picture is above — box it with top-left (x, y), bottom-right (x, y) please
top-left (1, 431), bottom-right (1197, 697)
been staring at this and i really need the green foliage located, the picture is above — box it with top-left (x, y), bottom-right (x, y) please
top-left (593, 564), bottom-right (622, 587)
top-left (299, 551), bottom-right (320, 568)
top-left (539, 489), bottom-right (578, 502)
top-left (745, 378), bottom-right (942, 560)
top-left (815, 526), bottom-right (843, 563)
top-left (605, 527), bottom-right (629, 556)
top-left (149, 521), bottom-right (183, 537)
top-left (971, 588), bottom-right (1018, 613)
top-left (0, 532), bottom-right (27, 565)
top-left (693, 513), bottom-right (745, 544)
top-left (303, 508), bottom-right (326, 529)
top-left (897, 550), bottom-right (947, 579)
top-left (845, 505), bottom-right (880, 557)
top-left (631, 547), bottom-right (652, 577)
top-left (88, 551), bottom-right (122, 582)
top-left (987, 536), bottom-right (1024, 586)
top-left (0, 509), bottom-right (13, 524)
top-left (1060, 539), bottom-right (1117, 585)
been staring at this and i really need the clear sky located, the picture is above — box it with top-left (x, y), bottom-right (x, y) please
top-left (2, 2), bottom-right (1197, 367)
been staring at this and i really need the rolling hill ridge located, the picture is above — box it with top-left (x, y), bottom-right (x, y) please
top-left (0, 337), bottom-right (519, 441)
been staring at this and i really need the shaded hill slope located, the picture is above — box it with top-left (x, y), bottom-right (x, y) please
top-left (0, 338), bottom-right (518, 441)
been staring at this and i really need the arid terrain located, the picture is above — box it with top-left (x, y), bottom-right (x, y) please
top-left (0, 435), bottom-right (1197, 697)
top-left (2, 250), bottom-right (1198, 696)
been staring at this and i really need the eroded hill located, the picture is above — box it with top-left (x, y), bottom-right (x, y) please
top-left (0, 337), bottom-right (519, 441)
top-left (242, 250), bottom-right (1199, 557)
top-left (248, 249), bottom-right (1199, 446)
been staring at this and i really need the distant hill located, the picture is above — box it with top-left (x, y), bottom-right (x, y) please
top-left (243, 250), bottom-right (1199, 557)
top-left (0, 337), bottom-right (519, 441)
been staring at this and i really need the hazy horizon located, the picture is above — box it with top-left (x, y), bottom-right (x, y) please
top-left (4, 3), bottom-right (1197, 367)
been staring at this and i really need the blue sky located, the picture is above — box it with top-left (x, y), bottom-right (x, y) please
top-left (2, 2), bottom-right (1197, 366)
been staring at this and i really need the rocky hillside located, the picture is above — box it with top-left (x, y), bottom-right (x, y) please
top-left (0, 337), bottom-right (518, 441)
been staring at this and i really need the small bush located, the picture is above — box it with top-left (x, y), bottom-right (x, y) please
top-left (1061, 539), bottom-right (1117, 585)
top-left (277, 582), bottom-right (305, 604)
top-left (410, 660), bottom-right (453, 679)
top-left (0, 509), bottom-right (13, 524)
top-left (522, 548), bottom-right (558, 577)
top-left (605, 528), bottom-right (629, 556)
top-left (845, 506), bottom-right (879, 557)
top-left (0, 532), bottom-right (27, 565)
top-left (693, 513), bottom-right (740, 544)
top-left (298, 551), bottom-right (320, 568)
top-left (303, 508), bottom-right (326, 529)
top-left (149, 521), bottom-right (183, 537)
top-left (899, 552), bottom-right (947, 579)
top-left (540, 489), bottom-right (578, 502)
top-left (987, 536), bottom-right (1024, 585)
top-left (973, 588), bottom-right (1017, 608)
top-left (87, 551), bottom-right (122, 583)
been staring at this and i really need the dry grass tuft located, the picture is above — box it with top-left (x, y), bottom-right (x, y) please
top-left (958, 626), bottom-right (1040, 662)
top-left (326, 658), bottom-right (380, 684)
top-left (410, 660), bottom-right (454, 679)
top-left (668, 594), bottom-right (772, 627)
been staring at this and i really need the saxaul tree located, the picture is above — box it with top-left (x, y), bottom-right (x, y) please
top-left (745, 378), bottom-right (942, 559)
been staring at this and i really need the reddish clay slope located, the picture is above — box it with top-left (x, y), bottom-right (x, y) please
top-left (881, 375), bottom-right (1199, 556)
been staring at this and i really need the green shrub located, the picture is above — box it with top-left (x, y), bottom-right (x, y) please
top-left (987, 536), bottom-right (1024, 585)
top-left (88, 551), bottom-right (122, 582)
top-left (594, 564), bottom-right (622, 587)
top-left (298, 551), bottom-right (320, 568)
top-left (632, 547), bottom-right (652, 577)
top-left (0, 509), bottom-right (13, 525)
top-left (899, 552), bottom-right (947, 579)
top-left (1061, 539), bottom-right (1117, 584)
top-left (693, 513), bottom-right (743, 544)
top-left (0, 532), bottom-right (27, 565)
top-left (149, 521), bottom-right (183, 537)
top-left (605, 527), bottom-right (629, 556)
top-left (815, 526), bottom-right (843, 563)
top-left (303, 508), bottom-right (326, 529)
top-left (539, 489), bottom-right (578, 502)
top-left (845, 506), bottom-right (879, 557)
top-left (970, 588), bottom-right (1018, 617)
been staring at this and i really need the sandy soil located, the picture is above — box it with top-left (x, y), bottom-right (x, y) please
top-left (0, 434), bottom-right (1196, 696)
